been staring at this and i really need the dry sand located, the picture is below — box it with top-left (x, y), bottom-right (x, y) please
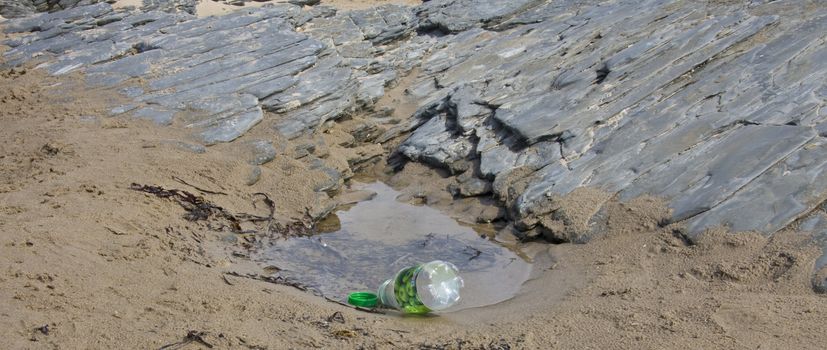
top-left (112, 0), bottom-right (423, 17)
top-left (1, 8), bottom-right (826, 350)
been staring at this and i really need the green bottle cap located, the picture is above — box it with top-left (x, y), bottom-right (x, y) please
top-left (347, 292), bottom-right (378, 308)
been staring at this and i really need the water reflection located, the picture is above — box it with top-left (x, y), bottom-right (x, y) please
top-left (255, 182), bottom-right (532, 311)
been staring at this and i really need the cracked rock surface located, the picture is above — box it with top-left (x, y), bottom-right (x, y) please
top-left (1, 0), bottom-right (199, 18)
top-left (3, 0), bottom-right (827, 291)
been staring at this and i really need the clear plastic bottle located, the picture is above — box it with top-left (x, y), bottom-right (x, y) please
top-left (377, 260), bottom-right (464, 314)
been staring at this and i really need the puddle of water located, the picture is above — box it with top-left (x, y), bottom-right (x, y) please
top-left (254, 182), bottom-right (532, 312)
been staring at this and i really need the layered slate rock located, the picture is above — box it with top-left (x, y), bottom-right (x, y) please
top-left (2, 2), bottom-right (418, 144)
top-left (392, 0), bottom-right (827, 244)
top-left (396, 0), bottom-right (827, 291)
top-left (416, 0), bottom-right (544, 33)
top-left (0, 0), bottom-right (36, 18)
top-left (140, 0), bottom-right (199, 15)
top-left (0, 0), bottom-right (200, 17)
top-left (1, 0), bottom-right (105, 18)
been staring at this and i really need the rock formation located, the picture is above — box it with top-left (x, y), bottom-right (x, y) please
top-left (2, 0), bottom-right (826, 291)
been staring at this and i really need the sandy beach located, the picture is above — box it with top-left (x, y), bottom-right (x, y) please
top-left (1, 1), bottom-right (826, 349)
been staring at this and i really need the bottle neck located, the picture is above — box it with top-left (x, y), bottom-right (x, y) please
top-left (377, 279), bottom-right (399, 309)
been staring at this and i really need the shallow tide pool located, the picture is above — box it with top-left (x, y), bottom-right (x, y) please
top-left (254, 182), bottom-right (533, 312)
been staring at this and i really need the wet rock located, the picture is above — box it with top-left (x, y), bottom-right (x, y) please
top-left (336, 190), bottom-right (377, 206)
top-left (456, 178), bottom-right (492, 197)
top-left (477, 205), bottom-right (504, 223)
top-left (510, 225), bottom-right (542, 242)
top-left (309, 192), bottom-right (336, 222)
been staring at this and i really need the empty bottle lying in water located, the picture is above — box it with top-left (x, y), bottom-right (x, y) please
top-left (376, 260), bottom-right (464, 314)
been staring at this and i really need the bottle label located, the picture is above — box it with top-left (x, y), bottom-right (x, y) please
top-left (393, 265), bottom-right (431, 314)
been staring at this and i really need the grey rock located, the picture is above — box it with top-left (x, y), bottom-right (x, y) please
top-left (292, 5), bottom-right (336, 26)
top-left (619, 125), bottom-right (815, 223)
top-left (110, 104), bottom-right (139, 116)
top-left (313, 166), bottom-right (342, 193)
top-left (267, 56), bottom-right (361, 139)
top-left (308, 192), bottom-right (336, 222)
top-left (416, 0), bottom-right (542, 33)
top-left (0, 0), bottom-right (35, 18)
top-left (299, 11), bottom-right (364, 45)
top-left (3, 2), bottom-right (113, 33)
top-left (479, 137), bottom-right (560, 179)
top-left (349, 121), bottom-right (380, 143)
top-left (142, 0), bottom-right (198, 15)
top-left (245, 166), bottom-right (262, 186)
top-left (787, 203), bottom-right (827, 293)
top-left (457, 177), bottom-right (492, 197)
top-left (1, 0), bottom-right (104, 19)
top-left (178, 94), bottom-right (264, 144)
top-left (684, 139), bottom-right (827, 238)
top-left (2, 3), bottom-right (335, 144)
top-left (349, 5), bottom-right (418, 44)
top-left (119, 86), bottom-right (145, 99)
top-left (398, 114), bottom-right (474, 170)
top-left (239, 140), bottom-right (280, 166)
top-left (390, 0), bottom-right (827, 249)
top-left (293, 143), bottom-right (315, 159)
top-left (355, 73), bottom-right (386, 105)
top-left (492, 14), bottom-right (775, 146)
top-left (131, 106), bottom-right (177, 125)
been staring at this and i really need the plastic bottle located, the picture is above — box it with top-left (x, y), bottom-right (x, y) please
top-left (376, 260), bottom-right (464, 314)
